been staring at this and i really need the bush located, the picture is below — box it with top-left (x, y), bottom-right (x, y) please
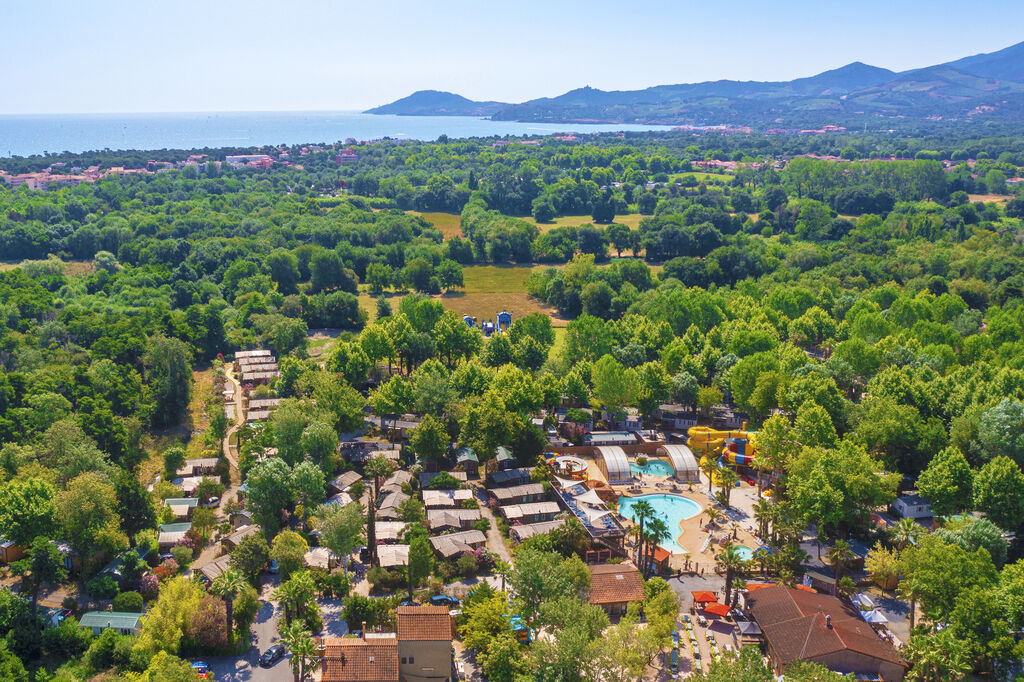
top-left (139, 573), bottom-right (160, 600)
top-left (113, 591), bottom-right (144, 612)
top-left (43, 616), bottom-right (92, 658)
top-left (85, 576), bottom-right (119, 600)
top-left (309, 568), bottom-right (351, 599)
top-left (472, 518), bottom-right (491, 533)
top-left (154, 558), bottom-right (179, 581)
top-left (497, 520), bottom-right (510, 538)
top-left (456, 554), bottom-right (478, 579)
top-left (434, 561), bottom-right (457, 582)
top-left (61, 596), bottom-right (78, 613)
top-left (84, 628), bottom-right (132, 671)
top-left (170, 545), bottom-right (192, 567)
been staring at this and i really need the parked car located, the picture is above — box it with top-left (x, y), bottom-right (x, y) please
top-left (400, 599), bottom-right (418, 607)
top-left (259, 644), bottom-right (286, 667)
top-left (50, 609), bottom-right (71, 627)
top-left (268, 559), bottom-right (279, 574)
top-left (200, 496), bottom-right (220, 508)
top-left (430, 595), bottom-right (459, 607)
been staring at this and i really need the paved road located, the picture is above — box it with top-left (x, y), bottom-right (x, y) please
top-left (207, 581), bottom-right (286, 682)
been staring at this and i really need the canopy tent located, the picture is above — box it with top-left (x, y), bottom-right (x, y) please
top-left (691, 591), bottom-right (718, 603)
top-left (657, 444), bottom-right (700, 481)
top-left (582, 506), bottom-right (613, 524)
top-left (862, 609), bottom-right (888, 624)
top-left (573, 489), bottom-right (606, 507)
top-left (745, 583), bottom-right (774, 592)
top-left (554, 475), bottom-right (583, 490)
top-left (703, 602), bottom-right (732, 618)
top-left (736, 620), bottom-right (762, 636)
top-left (596, 446), bottom-right (631, 484)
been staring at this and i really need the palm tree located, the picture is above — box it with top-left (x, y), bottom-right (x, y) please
top-left (751, 498), bottom-right (774, 540)
top-left (281, 621), bottom-right (319, 682)
top-left (836, 576), bottom-right (857, 601)
top-left (700, 457), bottom-right (717, 494)
top-left (890, 518), bottom-right (922, 550)
top-left (364, 455), bottom-right (397, 568)
top-left (717, 467), bottom-right (739, 507)
top-left (682, 552), bottom-right (692, 572)
top-left (274, 571), bottom-right (315, 627)
top-left (211, 568), bottom-right (248, 643)
top-left (629, 500), bottom-right (655, 567)
top-left (752, 547), bottom-right (770, 575)
top-left (643, 517), bottom-right (671, 579)
top-left (826, 540), bottom-right (855, 583)
top-left (777, 568), bottom-right (796, 587)
top-left (716, 543), bottom-right (748, 606)
top-left (704, 507), bottom-right (722, 528)
top-left (494, 560), bottom-right (511, 592)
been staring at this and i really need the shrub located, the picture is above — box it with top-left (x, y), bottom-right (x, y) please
top-left (154, 558), bottom-right (179, 581)
top-left (139, 573), bottom-right (160, 600)
top-left (434, 561), bottom-right (457, 582)
top-left (61, 596), bottom-right (78, 613)
top-left (473, 518), bottom-right (491, 533)
top-left (85, 576), bottom-right (119, 600)
top-left (170, 545), bottom-right (192, 567)
top-left (637, 456), bottom-right (648, 466)
top-left (456, 554), bottom-right (478, 579)
top-left (43, 616), bottom-right (92, 658)
top-left (113, 591), bottom-right (144, 612)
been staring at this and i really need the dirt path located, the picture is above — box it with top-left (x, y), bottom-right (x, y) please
top-left (473, 485), bottom-right (511, 564)
top-left (220, 365), bottom-right (246, 507)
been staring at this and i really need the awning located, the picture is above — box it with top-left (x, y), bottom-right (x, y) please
top-left (554, 476), bottom-right (581, 489)
top-left (691, 591), bottom-right (718, 603)
top-left (736, 621), bottom-right (762, 636)
top-left (745, 583), bottom-right (774, 592)
top-left (574, 489), bottom-right (605, 506)
top-left (862, 609), bottom-right (888, 624)
top-left (795, 585), bottom-right (816, 593)
top-left (582, 506), bottom-right (612, 524)
top-left (703, 602), bottom-right (731, 618)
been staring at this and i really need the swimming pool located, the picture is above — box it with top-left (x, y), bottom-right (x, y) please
top-left (619, 493), bottom-right (702, 554)
top-left (630, 459), bottom-right (675, 477)
top-left (735, 545), bottom-right (754, 561)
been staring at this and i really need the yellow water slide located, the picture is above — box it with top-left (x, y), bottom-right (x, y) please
top-left (686, 426), bottom-right (752, 455)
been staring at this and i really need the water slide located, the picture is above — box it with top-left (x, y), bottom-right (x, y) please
top-left (686, 426), bottom-right (755, 456)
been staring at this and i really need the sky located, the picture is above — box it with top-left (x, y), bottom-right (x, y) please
top-left (3, 0), bottom-right (1024, 115)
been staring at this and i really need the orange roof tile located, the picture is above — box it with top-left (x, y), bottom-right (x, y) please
top-left (396, 605), bottom-right (452, 641)
top-left (321, 637), bottom-right (398, 682)
top-left (588, 563), bottom-right (645, 605)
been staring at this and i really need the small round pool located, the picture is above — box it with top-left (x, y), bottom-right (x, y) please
top-left (619, 493), bottom-right (702, 554)
top-left (630, 459), bottom-right (675, 477)
top-left (735, 545), bottom-right (754, 561)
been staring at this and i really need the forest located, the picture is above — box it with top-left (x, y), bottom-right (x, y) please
top-left (0, 128), bottom-right (1023, 681)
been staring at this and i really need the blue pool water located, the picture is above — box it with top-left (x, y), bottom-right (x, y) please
top-left (735, 545), bottom-right (754, 561)
top-left (630, 459), bottom-right (675, 477)
top-left (619, 493), bottom-right (702, 554)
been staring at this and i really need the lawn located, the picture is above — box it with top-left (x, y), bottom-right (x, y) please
top-left (668, 171), bottom-right (734, 184)
top-left (407, 211), bottom-right (464, 239)
top-left (0, 259), bottom-right (94, 275)
top-left (524, 213), bottom-right (646, 233)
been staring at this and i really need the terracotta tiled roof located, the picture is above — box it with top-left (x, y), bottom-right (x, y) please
top-left (746, 585), bottom-right (904, 668)
top-left (321, 637), bottom-right (398, 682)
top-left (396, 605), bottom-right (452, 641)
top-left (588, 563), bottom-right (645, 605)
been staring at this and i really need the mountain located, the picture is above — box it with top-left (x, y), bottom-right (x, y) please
top-left (368, 41), bottom-right (1024, 128)
top-left (364, 90), bottom-right (507, 116)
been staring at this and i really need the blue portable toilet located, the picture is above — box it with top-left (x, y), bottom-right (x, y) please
top-left (497, 310), bottom-right (512, 333)
top-left (462, 315), bottom-right (475, 328)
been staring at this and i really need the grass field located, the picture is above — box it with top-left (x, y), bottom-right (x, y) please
top-left (0, 259), bottom-right (94, 275)
top-left (968, 193), bottom-right (1015, 204)
top-left (668, 171), bottom-right (733, 184)
top-left (524, 213), bottom-right (645, 233)
top-left (409, 211), bottom-right (464, 239)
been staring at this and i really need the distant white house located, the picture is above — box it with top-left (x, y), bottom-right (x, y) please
top-left (893, 492), bottom-right (932, 519)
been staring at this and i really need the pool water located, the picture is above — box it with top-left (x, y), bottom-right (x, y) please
top-left (735, 545), bottom-right (754, 561)
top-left (619, 493), bottom-right (702, 554)
top-left (630, 459), bottom-right (675, 476)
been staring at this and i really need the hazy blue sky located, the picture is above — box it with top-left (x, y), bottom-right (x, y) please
top-left (3, 0), bottom-right (1023, 114)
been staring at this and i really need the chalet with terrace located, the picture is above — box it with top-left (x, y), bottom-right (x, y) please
top-left (487, 467), bottom-right (533, 487)
top-left (222, 524), bottom-right (260, 550)
top-left (455, 447), bottom-right (479, 478)
top-left (494, 446), bottom-right (515, 471)
top-left (588, 563), bottom-right (645, 616)
top-left (421, 489), bottom-right (474, 508)
top-left (197, 555), bottom-right (234, 584)
top-left (510, 519), bottom-right (566, 542)
top-left (176, 457), bottom-right (219, 477)
top-left (429, 530), bottom-right (486, 559)
top-left (499, 501), bottom-right (560, 524)
top-left (426, 508), bottom-right (482, 533)
top-left (377, 491), bottom-right (411, 520)
top-left (490, 483), bottom-right (546, 506)
top-left (745, 585), bottom-right (906, 680)
top-left (328, 470), bottom-right (363, 496)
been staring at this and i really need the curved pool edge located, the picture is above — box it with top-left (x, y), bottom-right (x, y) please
top-left (617, 492), bottom-right (705, 555)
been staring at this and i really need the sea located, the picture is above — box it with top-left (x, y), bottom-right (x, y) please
top-left (0, 111), bottom-right (674, 158)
